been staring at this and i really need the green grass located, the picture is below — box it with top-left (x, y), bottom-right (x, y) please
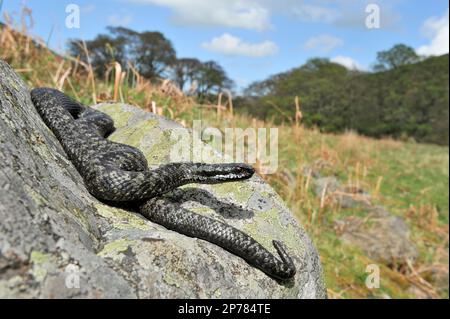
top-left (194, 115), bottom-right (449, 298)
top-left (374, 143), bottom-right (449, 222)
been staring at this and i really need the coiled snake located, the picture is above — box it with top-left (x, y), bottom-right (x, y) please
top-left (30, 88), bottom-right (296, 281)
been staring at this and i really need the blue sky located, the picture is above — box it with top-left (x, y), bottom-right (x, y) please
top-left (1, 0), bottom-right (448, 90)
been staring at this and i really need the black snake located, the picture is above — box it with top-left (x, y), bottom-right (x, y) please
top-left (30, 88), bottom-right (296, 281)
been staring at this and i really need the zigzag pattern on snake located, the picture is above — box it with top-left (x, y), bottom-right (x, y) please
top-left (30, 87), bottom-right (296, 280)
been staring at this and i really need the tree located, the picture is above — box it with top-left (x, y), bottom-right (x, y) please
top-left (133, 31), bottom-right (176, 79)
top-left (68, 26), bottom-right (233, 97)
top-left (68, 27), bottom-right (176, 81)
top-left (374, 44), bottom-right (419, 71)
top-left (170, 58), bottom-right (202, 91)
top-left (68, 34), bottom-right (127, 78)
top-left (238, 53), bottom-right (448, 145)
top-left (195, 61), bottom-right (234, 97)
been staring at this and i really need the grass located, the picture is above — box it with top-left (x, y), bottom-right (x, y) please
top-left (201, 116), bottom-right (449, 299)
top-left (1, 10), bottom-right (448, 299)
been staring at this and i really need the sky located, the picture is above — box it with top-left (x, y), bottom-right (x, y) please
top-left (1, 0), bottom-right (449, 90)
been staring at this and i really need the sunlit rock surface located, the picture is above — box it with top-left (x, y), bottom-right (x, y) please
top-left (0, 60), bottom-right (326, 298)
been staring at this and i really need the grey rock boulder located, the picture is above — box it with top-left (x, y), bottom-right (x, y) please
top-left (0, 60), bottom-right (326, 298)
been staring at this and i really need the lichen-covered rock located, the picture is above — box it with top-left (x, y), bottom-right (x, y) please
top-left (0, 60), bottom-right (326, 298)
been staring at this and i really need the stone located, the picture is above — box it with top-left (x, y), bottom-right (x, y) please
top-left (334, 207), bottom-right (418, 265)
top-left (307, 161), bottom-right (417, 266)
top-left (0, 60), bottom-right (326, 298)
top-left (314, 176), bottom-right (341, 198)
top-left (314, 176), bottom-right (371, 209)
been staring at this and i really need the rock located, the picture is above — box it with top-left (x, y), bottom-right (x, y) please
top-left (334, 207), bottom-right (418, 265)
top-left (302, 159), bottom-right (334, 179)
top-left (314, 177), bottom-right (341, 198)
top-left (0, 60), bottom-right (326, 298)
top-left (314, 176), bottom-right (371, 209)
top-left (310, 168), bottom-right (417, 266)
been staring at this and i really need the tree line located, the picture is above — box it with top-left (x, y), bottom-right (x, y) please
top-left (69, 26), bottom-right (233, 99)
top-left (68, 29), bottom-right (449, 145)
top-left (236, 45), bottom-right (449, 145)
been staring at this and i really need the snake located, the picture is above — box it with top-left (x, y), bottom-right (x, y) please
top-left (30, 87), bottom-right (296, 281)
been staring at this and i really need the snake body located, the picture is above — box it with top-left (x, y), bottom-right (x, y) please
top-left (30, 87), bottom-right (296, 280)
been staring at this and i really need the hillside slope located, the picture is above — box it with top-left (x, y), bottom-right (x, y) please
top-left (239, 55), bottom-right (449, 145)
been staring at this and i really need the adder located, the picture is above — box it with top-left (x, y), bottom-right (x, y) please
top-left (30, 87), bottom-right (296, 281)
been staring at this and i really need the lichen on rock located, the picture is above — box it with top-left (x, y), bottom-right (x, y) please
top-left (0, 59), bottom-right (326, 298)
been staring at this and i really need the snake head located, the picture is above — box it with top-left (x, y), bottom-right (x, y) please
top-left (192, 163), bottom-right (255, 184)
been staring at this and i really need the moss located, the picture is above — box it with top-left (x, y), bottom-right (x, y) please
top-left (69, 206), bottom-right (94, 234)
top-left (283, 223), bottom-right (306, 251)
top-left (241, 205), bottom-right (304, 290)
top-left (213, 182), bottom-right (253, 204)
top-left (163, 271), bottom-right (181, 288)
top-left (31, 268), bottom-right (47, 283)
top-left (98, 238), bottom-right (135, 257)
top-left (96, 104), bottom-right (134, 128)
top-left (30, 251), bottom-right (53, 282)
top-left (30, 251), bottom-right (51, 265)
top-left (243, 207), bottom-right (280, 250)
top-left (95, 203), bottom-right (150, 231)
top-left (109, 119), bottom-right (159, 152)
top-left (146, 130), bottom-right (177, 165)
top-left (213, 288), bottom-right (222, 298)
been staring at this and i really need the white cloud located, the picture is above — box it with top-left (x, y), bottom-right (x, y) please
top-left (304, 34), bottom-right (343, 53)
top-left (417, 9), bottom-right (449, 56)
top-left (125, 0), bottom-right (402, 30)
top-left (107, 14), bottom-right (133, 26)
top-left (81, 4), bottom-right (96, 14)
top-left (331, 55), bottom-right (364, 70)
top-left (128, 0), bottom-right (271, 30)
top-left (290, 3), bottom-right (338, 23)
top-left (202, 33), bottom-right (279, 57)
